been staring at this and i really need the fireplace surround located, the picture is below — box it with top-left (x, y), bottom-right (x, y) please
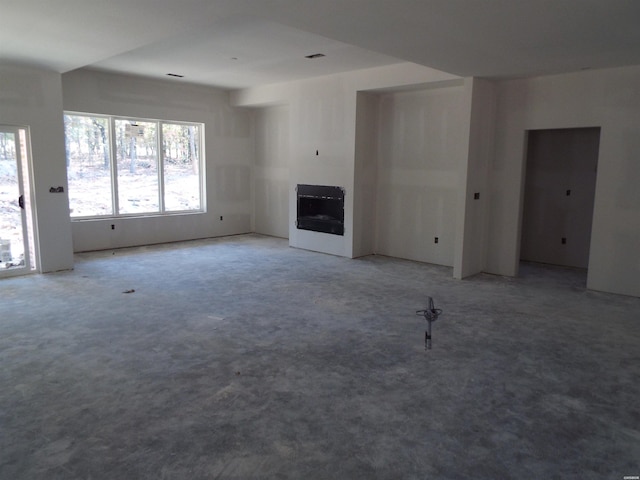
top-left (296, 184), bottom-right (345, 236)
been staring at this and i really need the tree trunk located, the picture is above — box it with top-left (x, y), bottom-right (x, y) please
top-left (189, 126), bottom-right (198, 174)
top-left (97, 123), bottom-right (109, 168)
top-left (129, 137), bottom-right (137, 174)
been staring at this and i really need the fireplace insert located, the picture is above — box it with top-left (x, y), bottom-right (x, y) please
top-left (296, 184), bottom-right (345, 236)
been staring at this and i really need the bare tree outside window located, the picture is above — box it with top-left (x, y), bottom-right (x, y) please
top-left (163, 123), bottom-right (201, 212)
top-left (64, 115), bottom-right (113, 217)
top-left (115, 119), bottom-right (159, 215)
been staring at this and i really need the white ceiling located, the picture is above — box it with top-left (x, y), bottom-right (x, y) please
top-left (2, 0), bottom-right (640, 89)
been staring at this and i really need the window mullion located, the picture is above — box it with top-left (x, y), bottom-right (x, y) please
top-left (158, 121), bottom-right (165, 213)
top-left (109, 117), bottom-right (120, 215)
top-left (199, 125), bottom-right (204, 211)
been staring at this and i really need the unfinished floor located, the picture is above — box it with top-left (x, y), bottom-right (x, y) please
top-left (1, 234), bottom-right (638, 479)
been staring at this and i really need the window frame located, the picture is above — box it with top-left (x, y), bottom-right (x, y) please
top-left (64, 111), bottom-right (205, 220)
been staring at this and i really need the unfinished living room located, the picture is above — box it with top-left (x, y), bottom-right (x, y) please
top-left (1, 1), bottom-right (639, 479)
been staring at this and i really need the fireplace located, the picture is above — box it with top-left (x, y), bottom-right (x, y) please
top-left (296, 184), bottom-right (345, 236)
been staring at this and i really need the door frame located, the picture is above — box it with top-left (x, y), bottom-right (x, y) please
top-left (0, 124), bottom-right (38, 278)
top-left (516, 126), bottom-right (601, 276)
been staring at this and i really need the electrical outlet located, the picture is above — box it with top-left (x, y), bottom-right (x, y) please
top-left (474, 192), bottom-right (480, 200)
top-left (561, 237), bottom-right (567, 244)
top-left (111, 224), bottom-right (115, 230)
top-left (220, 216), bottom-right (223, 221)
top-left (434, 237), bottom-right (439, 244)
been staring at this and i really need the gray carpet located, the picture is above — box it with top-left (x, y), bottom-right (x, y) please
top-left (1, 234), bottom-right (639, 479)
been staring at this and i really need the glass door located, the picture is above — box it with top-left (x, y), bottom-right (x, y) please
top-left (0, 125), bottom-right (36, 277)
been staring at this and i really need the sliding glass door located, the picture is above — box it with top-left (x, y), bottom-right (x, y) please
top-left (0, 125), bottom-right (36, 277)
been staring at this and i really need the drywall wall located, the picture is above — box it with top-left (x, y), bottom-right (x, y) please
top-left (375, 84), bottom-right (466, 267)
top-left (0, 64), bottom-right (74, 272)
top-left (231, 63), bottom-right (460, 108)
top-left (489, 65), bottom-right (640, 297)
top-left (233, 62), bottom-right (462, 259)
top-left (520, 128), bottom-right (599, 269)
top-left (62, 69), bottom-right (253, 252)
top-left (253, 105), bottom-right (290, 238)
top-left (454, 78), bottom-right (496, 279)
top-left (353, 92), bottom-right (378, 257)
top-left (288, 75), bottom-right (357, 257)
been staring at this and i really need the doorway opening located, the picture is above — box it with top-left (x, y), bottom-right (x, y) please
top-left (0, 125), bottom-right (37, 277)
top-left (519, 127), bottom-right (600, 278)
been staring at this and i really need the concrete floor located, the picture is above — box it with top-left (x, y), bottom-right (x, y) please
top-left (1, 234), bottom-right (638, 479)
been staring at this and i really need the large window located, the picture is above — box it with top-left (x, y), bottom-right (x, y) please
top-left (64, 113), bottom-right (203, 218)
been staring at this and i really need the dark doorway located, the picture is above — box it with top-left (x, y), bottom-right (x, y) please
top-left (520, 127), bottom-right (600, 269)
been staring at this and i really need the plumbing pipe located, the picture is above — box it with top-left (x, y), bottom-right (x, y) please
top-left (416, 297), bottom-right (442, 350)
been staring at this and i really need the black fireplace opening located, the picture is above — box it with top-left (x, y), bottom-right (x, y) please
top-left (296, 184), bottom-right (345, 236)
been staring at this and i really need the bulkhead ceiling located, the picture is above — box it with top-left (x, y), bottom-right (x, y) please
top-left (2, 0), bottom-right (640, 88)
